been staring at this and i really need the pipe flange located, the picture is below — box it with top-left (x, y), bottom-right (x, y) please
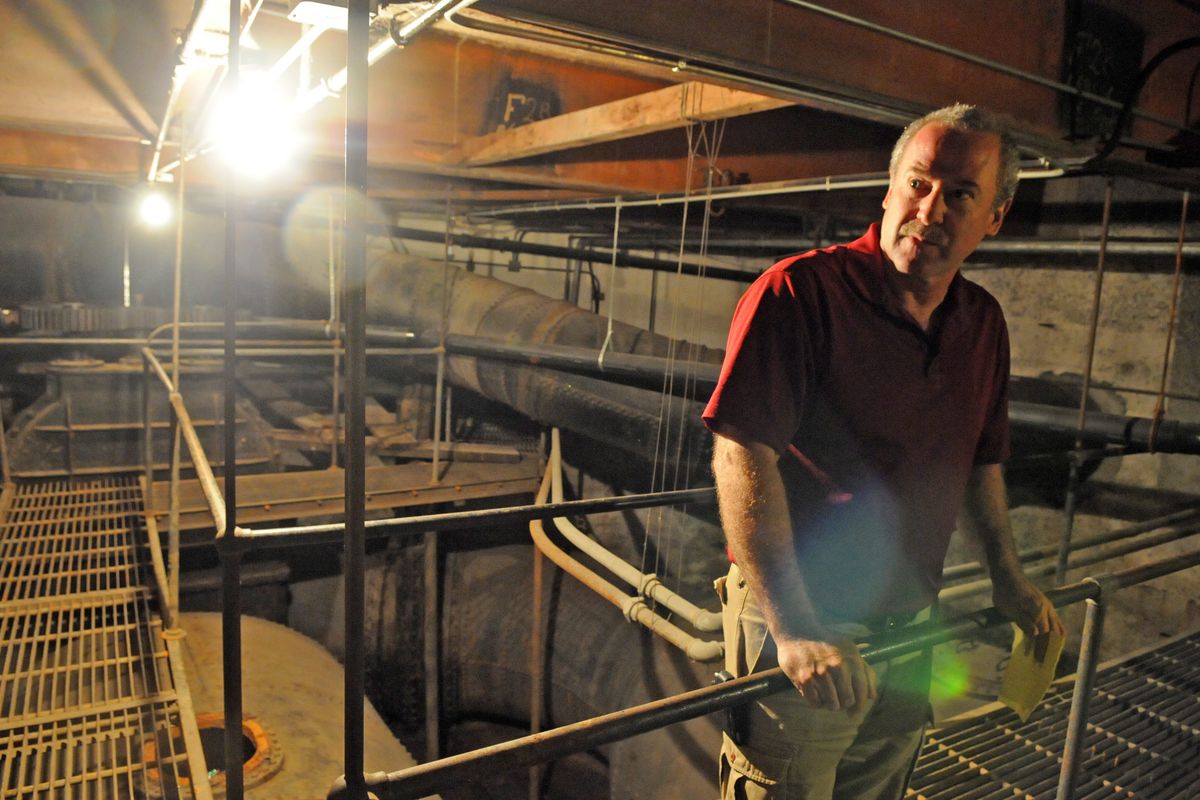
top-left (139, 712), bottom-right (284, 799)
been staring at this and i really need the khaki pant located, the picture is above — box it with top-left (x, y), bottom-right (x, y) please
top-left (716, 563), bottom-right (930, 800)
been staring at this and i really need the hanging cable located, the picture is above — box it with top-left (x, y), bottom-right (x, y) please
top-left (1087, 37), bottom-right (1200, 167)
top-left (597, 197), bottom-right (621, 371)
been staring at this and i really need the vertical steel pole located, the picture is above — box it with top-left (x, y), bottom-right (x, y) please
top-left (221, 2), bottom-right (244, 797)
top-left (169, 127), bottom-right (186, 621)
top-left (142, 356), bottom-right (153, 495)
top-left (329, 191), bottom-right (341, 469)
top-left (343, 0), bottom-right (370, 796)
top-left (423, 530), bottom-right (441, 761)
top-left (1055, 180), bottom-right (1113, 585)
top-left (1057, 590), bottom-right (1106, 800)
top-left (528, 546), bottom-right (546, 800)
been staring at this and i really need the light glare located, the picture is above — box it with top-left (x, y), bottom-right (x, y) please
top-left (210, 72), bottom-right (301, 179)
top-left (138, 191), bottom-right (173, 228)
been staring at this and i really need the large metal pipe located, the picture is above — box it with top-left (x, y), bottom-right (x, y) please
top-left (364, 249), bottom-right (721, 466)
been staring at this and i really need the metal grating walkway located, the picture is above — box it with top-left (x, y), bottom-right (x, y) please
top-left (910, 632), bottom-right (1200, 800)
top-left (0, 478), bottom-right (197, 799)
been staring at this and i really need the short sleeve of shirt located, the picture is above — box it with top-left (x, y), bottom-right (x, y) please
top-left (702, 263), bottom-right (819, 454)
top-left (973, 315), bottom-right (1011, 465)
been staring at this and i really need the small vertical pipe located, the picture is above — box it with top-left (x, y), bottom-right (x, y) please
top-left (648, 267), bottom-right (658, 334)
top-left (329, 191), bottom-right (341, 469)
top-left (0, 400), bottom-right (11, 486)
top-left (423, 530), bottom-right (441, 761)
top-left (221, 1), bottom-right (244, 797)
top-left (445, 385), bottom-right (453, 445)
top-left (1058, 591), bottom-right (1106, 800)
top-left (64, 394), bottom-right (74, 478)
top-left (343, 0), bottom-right (370, 796)
top-left (122, 217), bottom-right (132, 308)
top-left (1055, 179), bottom-right (1113, 586)
top-left (169, 123), bottom-right (186, 623)
top-left (431, 349), bottom-right (445, 484)
top-left (168, 411), bottom-right (182, 620)
top-left (528, 545), bottom-right (545, 800)
top-left (142, 357), bottom-right (153, 495)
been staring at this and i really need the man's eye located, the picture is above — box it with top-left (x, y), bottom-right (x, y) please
top-left (908, 179), bottom-right (924, 190)
top-left (951, 189), bottom-right (975, 201)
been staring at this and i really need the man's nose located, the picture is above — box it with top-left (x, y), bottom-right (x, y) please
top-left (917, 186), bottom-right (945, 225)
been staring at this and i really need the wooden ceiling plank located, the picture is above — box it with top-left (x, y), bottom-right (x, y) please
top-left (444, 81), bottom-right (791, 166)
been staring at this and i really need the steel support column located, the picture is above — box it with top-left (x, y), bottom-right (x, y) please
top-left (342, 0), bottom-right (371, 795)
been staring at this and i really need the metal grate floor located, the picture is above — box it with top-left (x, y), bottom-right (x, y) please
top-left (0, 478), bottom-right (195, 799)
top-left (910, 633), bottom-right (1200, 800)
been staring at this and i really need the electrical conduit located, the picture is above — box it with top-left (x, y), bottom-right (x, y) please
top-left (529, 429), bottom-right (723, 661)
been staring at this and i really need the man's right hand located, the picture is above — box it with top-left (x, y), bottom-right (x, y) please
top-left (775, 632), bottom-right (877, 711)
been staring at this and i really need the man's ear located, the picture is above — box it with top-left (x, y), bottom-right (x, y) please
top-left (987, 196), bottom-right (1013, 236)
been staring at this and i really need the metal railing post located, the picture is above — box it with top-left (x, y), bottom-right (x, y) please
top-left (1056, 180), bottom-right (1114, 585)
top-left (1057, 582), bottom-right (1107, 800)
top-left (343, 2), bottom-right (370, 796)
top-left (222, 1), bottom-right (243, 795)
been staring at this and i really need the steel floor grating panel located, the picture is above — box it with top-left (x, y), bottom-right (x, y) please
top-left (0, 478), bottom-right (195, 800)
top-left (909, 633), bottom-right (1200, 800)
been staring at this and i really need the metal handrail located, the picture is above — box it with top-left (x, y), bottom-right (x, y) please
top-left (326, 544), bottom-right (1200, 800)
top-left (141, 347), bottom-right (227, 538)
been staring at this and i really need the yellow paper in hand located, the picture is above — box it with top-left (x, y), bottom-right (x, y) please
top-left (999, 623), bottom-right (1065, 721)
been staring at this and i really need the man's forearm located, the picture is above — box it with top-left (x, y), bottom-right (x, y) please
top-left (961, 462), bottom-right (1025, 583)
top-left (712, 434), bottom-right (825, 640)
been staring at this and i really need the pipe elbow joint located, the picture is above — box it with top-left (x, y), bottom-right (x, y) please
top-left (686, 638), bottom-right (725, 663)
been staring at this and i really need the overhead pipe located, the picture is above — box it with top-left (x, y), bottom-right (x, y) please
top-left (147, 0), bottom-right (224, 181)
top-left (528, 431), bottom-right (722, 661)
top-left (294, 0), bottom-right (481, 112)
top-left (775, 0), bottom-right (1190, 135)
top-left (548, 429), bottom-right (721, 632)
top-left (363, 249), bottom-right (721, 466)
top-left (471, 166), bottom-right (1066, 218)
top-left (384, 222), bottom-right (752, 282)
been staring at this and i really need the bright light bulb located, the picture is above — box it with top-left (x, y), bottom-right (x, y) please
top-left (138, 191), bottom-right (173, 228)
top-left (210, 71), bottom-right (301, 179)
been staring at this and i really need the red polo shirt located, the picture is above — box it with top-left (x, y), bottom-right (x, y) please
top-left (703, 225), bottom-right (1010, 619)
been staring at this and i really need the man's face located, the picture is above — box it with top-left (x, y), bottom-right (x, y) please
top-left (880, 122), bottom-right (1011, 284)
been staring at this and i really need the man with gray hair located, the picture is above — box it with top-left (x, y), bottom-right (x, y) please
top-left (703, 104), bottom-right (1063, 799)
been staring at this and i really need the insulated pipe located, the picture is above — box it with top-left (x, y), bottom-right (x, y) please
top-left (528, 434), bottom-right (723, 662)
top-left (364, 250), bottom-right (720, 466)
top-left (549, 430), bottom-right (721, 632)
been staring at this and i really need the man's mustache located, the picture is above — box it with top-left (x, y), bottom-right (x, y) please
top-left (899, 221), bottom-right (949, 246)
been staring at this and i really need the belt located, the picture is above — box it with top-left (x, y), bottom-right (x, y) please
top-left (862, 611), bottom-right (920, 634)
top-left (828, 606), bottom-right (931, 636)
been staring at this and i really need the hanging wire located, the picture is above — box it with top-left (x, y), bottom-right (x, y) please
top-left (597, 198), bottom-right (622, 370)
top-left (1148, 190), bottom-right (1190, 452)
top-left (642, 84), bottom-right (728, 593)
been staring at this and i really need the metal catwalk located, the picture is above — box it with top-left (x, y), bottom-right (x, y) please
top-left (910, 632), bottom-right (1200, 800)
top-left (0, 477), bottom-right (197, 798)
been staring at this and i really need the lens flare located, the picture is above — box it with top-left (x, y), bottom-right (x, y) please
top-left (209, 71), bottom-right (302, 179)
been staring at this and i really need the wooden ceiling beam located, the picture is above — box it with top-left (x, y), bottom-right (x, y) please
top-left (443, 81), bottom-right (791, 166)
